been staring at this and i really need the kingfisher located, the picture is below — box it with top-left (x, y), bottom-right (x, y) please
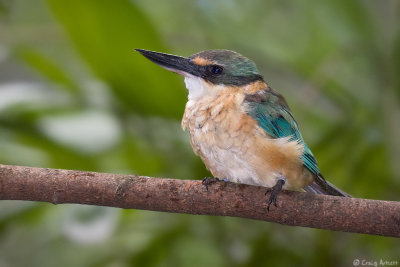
top-left (136, 49), bottom-right (351, 210)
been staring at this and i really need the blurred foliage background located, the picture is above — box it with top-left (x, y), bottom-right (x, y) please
top-left (0, 0), bottom-right (399, 266)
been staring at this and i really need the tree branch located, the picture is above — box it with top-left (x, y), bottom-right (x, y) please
top-left (0, 164), bottom-right (399, 237)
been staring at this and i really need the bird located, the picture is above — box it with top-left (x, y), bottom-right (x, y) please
top-left (136, 48), bottom-right (351, 210)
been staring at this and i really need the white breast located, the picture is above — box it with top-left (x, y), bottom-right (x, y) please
top-left (198, 142), bottom-right (262, 186)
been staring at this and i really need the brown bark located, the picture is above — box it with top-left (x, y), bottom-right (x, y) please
top-left (0, 164), bottom-right (399, 237)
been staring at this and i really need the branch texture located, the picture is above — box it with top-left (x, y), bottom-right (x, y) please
top-left (0, 164), bottom-right (399, 237)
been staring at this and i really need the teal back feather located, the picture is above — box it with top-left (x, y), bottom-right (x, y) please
top-left (245, 90), bottom-right (320, 176)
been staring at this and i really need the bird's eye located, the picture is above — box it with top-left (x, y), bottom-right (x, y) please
top-left (210, 65), bottom-right (223, 75)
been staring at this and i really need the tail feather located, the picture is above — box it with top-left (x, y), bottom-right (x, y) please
top-left (305, 174), bottom-right (351, 197)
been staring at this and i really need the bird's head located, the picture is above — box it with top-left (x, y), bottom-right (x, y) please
top-left (136, 49), bottom-right (265, 100)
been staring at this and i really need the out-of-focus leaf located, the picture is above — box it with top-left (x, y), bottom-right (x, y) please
top-left (46, 0), bottom-right (186, 117)
top-left (394, 33), bottom-right (400, 100)
top-left (17, 49), bottom-right (80, 94)
top-left (0, 1), bottom-right (9, 15)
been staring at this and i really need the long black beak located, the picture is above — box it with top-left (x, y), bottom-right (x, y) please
top-left (135, 49), bottom-right (202, 77)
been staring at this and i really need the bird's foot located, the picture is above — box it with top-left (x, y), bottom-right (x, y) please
top-left (265, 176), bottom-right (286, 211)
top-left (202, 177), bottom-right (226, 190)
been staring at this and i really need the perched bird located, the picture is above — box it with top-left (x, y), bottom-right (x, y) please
top-left (136, 49), bottom-right (351, 210)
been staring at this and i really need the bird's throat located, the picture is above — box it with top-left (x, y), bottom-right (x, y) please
top-left (184, 76), bottom-right (210, 101)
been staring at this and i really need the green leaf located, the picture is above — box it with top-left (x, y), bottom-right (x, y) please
top-left (18, 48), bottom-right (80, 94)
top-left (46, 0), bottom-right (186, 117)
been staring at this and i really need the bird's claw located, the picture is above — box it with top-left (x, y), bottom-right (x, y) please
top-left (266, 191), bottom-right (278, 211)
top-left (202, 177), bottom-right (221, 191)
top-left (265, 177), bottom-right (286, 211)
top-left (264, 188), bottom-right (272, 195)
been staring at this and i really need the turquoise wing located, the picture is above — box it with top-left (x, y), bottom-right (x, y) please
top-left (244, 90), bottom-right (320, 176)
